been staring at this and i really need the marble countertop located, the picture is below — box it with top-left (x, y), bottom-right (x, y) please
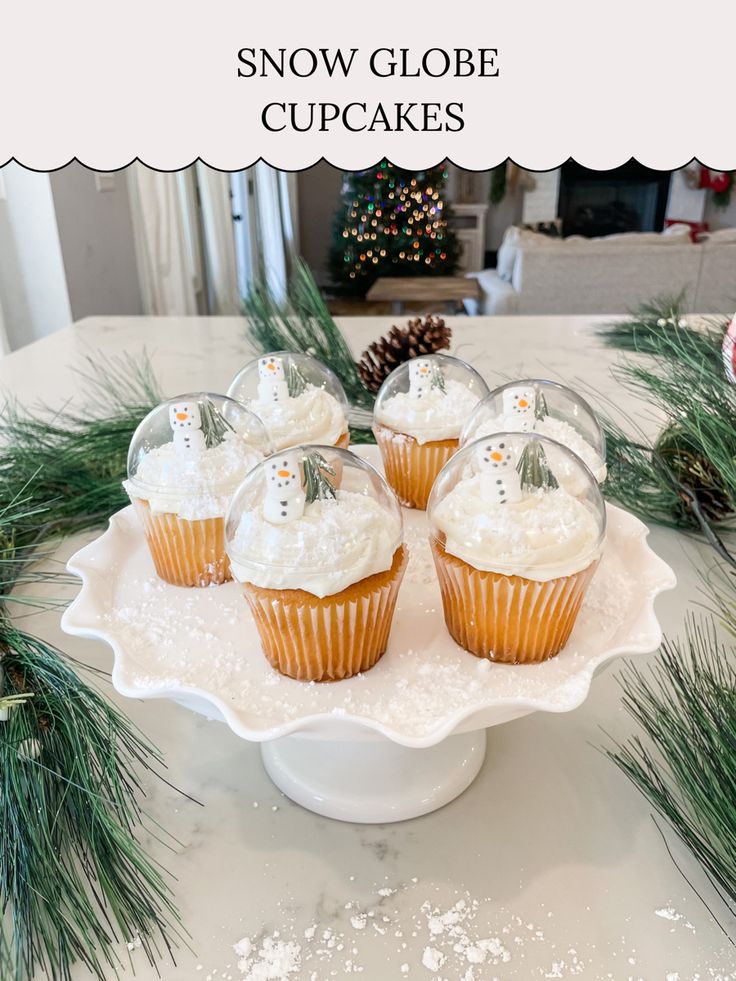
top-left (5, 315), bottom-right (733, 981)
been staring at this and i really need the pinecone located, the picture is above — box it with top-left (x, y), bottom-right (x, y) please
top-left (655, 423), bottom-right (733, 523)
top-left (357, 316), bottom-right (452, 393)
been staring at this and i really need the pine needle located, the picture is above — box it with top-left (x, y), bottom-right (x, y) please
top-left (0, 625), bottom-right (184, 981)
top-left (0, 351), bottom-right (162, 538)
top-left (0, 352), bottom-right (186, 979)
top-left (242, 259), bottom-right (377, 429)
top-left (606, 614), bottom-right (736, 917)
top-left (302, 451), bottom-right (337, 504)
top-left (598, 295), bottom-right (736, 536)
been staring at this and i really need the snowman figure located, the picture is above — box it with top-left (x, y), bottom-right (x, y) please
top-left (258, 356), bottom-right (290, 404)
top-left (501, 386), bottom-right (536, 432)
top-left (409, 359), bottom-right (433, 399)
top-left (476, 438), bottom-right (522, 505)
top-left (264, 450), bottom-right (305, 525)
top-left (169, 401), bottom-right (206, 454)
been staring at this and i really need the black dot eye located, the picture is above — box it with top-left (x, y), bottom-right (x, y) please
top-left (499, 443), bottom-right (505, 449)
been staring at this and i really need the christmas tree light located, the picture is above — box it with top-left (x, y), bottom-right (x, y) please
top-left (329, 162), bottom-right (461, 294)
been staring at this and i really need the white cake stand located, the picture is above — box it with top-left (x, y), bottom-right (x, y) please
top-left (61, 448), bottom-right (675, 823)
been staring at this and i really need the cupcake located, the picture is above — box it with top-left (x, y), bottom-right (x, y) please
top-left (125, 394), bottom-right (270, 587)
top-left (461, 379), bottom-right (607, 494)
top-left (225, 445), bottom-right (407, 681)
top-left (373, 354), bottom-right (489, 510)
top-left (428, 433), bottom-right (606, 664)
top-left (227, 352), bottom-right (350, 451)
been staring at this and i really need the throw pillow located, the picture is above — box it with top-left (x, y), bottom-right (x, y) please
top-left (496, 226), bottom-right (519, 281)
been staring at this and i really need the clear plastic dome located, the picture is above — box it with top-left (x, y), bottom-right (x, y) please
top-left (373, 354), bottom-right (490, 441)
top-left (226, 351), bottom-right (349, 450)
top-left (427, 432), bottom-right (606, 579)
top-left (225, 444), bottom-right (403, 586)
top-left (460, 379), bottom-right (607, 489)
top-left (126, 393), bottom-right (271, 501)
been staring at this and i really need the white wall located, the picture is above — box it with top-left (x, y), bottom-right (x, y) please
top-left (49, 164), bottom-right (143, 320)
top-left (0, 163), bottom-right (72, 350)
top-left (704, 191), bottom-right (736, 231)
top-left (447, 166), bottom-right (524, 253)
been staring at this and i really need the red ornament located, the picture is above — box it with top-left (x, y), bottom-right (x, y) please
top-left (709, 171), bottom-right (731, 194)
top-left (723, 314), bottom-right (736, 384)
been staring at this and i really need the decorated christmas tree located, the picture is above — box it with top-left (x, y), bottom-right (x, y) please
top-left (329, 162), bottom-right (461, 294)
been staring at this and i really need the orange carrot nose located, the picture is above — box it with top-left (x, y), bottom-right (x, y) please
top-left (176, 412), bottom-right (188, 420)
top-left (277, 469), bottom-right (290, 478)
top-left (267, 363), bottom-right (276, 371)
top-left (491, 451), bottom-right (503, 461)
top-left (518, 399), bottom-right (528, 408)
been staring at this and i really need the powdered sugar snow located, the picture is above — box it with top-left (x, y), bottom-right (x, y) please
top-left (233, 936), bottom-right (301, 979)
top-left (222, 883), bottom-right (733, 981)
top-left (97, 500), bottom-right (656, 743)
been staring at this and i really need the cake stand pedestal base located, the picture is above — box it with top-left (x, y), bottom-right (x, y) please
top-left (260, 730), bottom-right (487, 823)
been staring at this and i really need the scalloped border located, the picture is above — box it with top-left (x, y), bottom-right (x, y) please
top-left (1, 155), bottom-right (731, 175)
top-left (61, 504), bottom-right (676, 749)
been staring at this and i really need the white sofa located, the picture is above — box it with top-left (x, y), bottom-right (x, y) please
top-left (467, 226), bottom-right (736, 315)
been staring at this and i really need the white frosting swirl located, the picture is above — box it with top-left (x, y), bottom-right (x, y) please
top-left (536, 417), bottom-right (607, 484)
top-left (248, 386), bottom-right (347, 450)
top-left (227, 490), bottom-right (401, 597)
top-left (464, 414), bottom-right (607, 489)
top-left (124, 431), bottom-right (261, 520)
top-left (375, 380), bottom-right (481, 444)
top-left (432, 475), bottom-right (603, 581)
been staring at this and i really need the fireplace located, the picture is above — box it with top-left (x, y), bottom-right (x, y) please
top-left (557, 161), bottom-right (671, 238)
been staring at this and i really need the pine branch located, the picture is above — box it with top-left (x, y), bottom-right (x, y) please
top-left (517, 440), bottom-right (558, 492)
top-left (601, 420), bottom-right (692, 528)
top-left (599, 294), bottom-right (736, 532)
top-left (606, 614), bottom-right (736, 917)
top-left (286, 360), bottom-right (309, 397)
top-left (599, 292), bottom-right (724, 359)
top-left (243, 259), bottom-right (375, 415)
top-left (199, 397), bottom-right (234, 449)
top-left (70, 350), bottom-right (162, 415)
top-left (0, 625), bottom-right (184, 981)
top-left (302, 451), bottom-right (337, 504)
top-left (535, 390), bottom-right (549, 421)
top-left (430, 363), bottom-right (446, 393)
top-left (0, 352), bottom-right (162, 540)
top-left (0, 353), bottom-right (187, 979)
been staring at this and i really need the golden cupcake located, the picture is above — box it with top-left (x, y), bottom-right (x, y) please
top-left (227, 351), bottom-right (350, 451)
top-left (373, 354), bottom-right (489, 509)
top-left (125, 394), bottom-right (270, 587)
top-left (428, 432), bottom-right (606, 664)
top-left (225, 445), bottom-right (407, 681)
